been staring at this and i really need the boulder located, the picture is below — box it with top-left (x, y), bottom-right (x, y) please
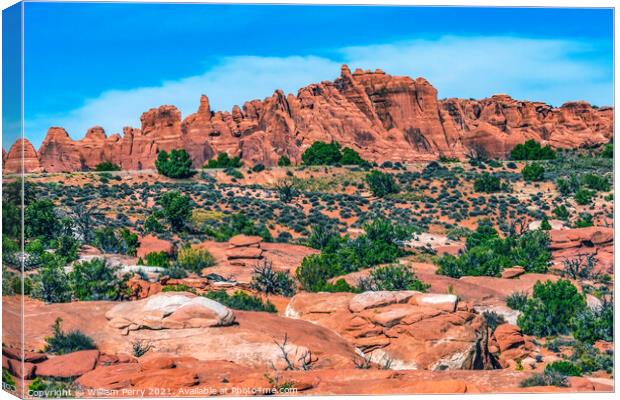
top-left (105, 292), bottom-right (236, 331)
top-left (35, 350), bottom-right (99, 379)
top-left (229, 235), bottom-right (262, 247)
top-left (500, 267), bottom-right (525, 279)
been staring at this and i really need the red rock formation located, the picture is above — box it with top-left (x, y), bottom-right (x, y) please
top-left (3, 138), bottom-right (43, 173)
top-left (8, 66), bottom-right (613, 173)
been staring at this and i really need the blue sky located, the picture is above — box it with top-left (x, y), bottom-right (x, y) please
top-left (5, 3), bottom-right (614, 149)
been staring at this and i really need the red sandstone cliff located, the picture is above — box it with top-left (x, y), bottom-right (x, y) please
top-left (3, 66), bottom-right (613, 173)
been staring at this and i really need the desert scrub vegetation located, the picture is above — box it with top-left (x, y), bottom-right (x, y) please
top-left (201, 212), bottom-right (272, 242)
top-left (44, 318), bottom-right (96, 354)
top-left (155, 149), bottom-right (194, 178)
top-left (204, 152), bottom-right (243, 169)
top-left (473, 173), bottom-right (502, 193)
top-left (157, 190), bottom-right (193, 231)
top-left (519, 371), bottom-right (568, 388)
top-left (296, 219), bottom-right (412, 292)
top-left (277, 155), bottom-right (292, 166)
top-left (138, 251), bottom-right (170, 267)
top-left (517, 279), bottom-right (591, 338)
top-left (510, 140), bottom-right (556, 160)
top-left (251, 261), bottom-right (296, 297)
top-left (436, 219), bottom-right (550, 278)
top-left (176, 246), bottom-right (216, 272)
top-left (505, 291), bottom-right (528, 311)
top-left (365, 170), bottom-right (399, 197)
top-left (93, 161), bottom-right (121, 172)
top-left (205, 290), bottom-right (277, 313)
top-left (301, 140), bottom-right (368, 166)
top-left (358, 264), bottom-right (429, 292)
top-left (545, 361), bottom-right (582, 377)
top-left (94, 227), bottom-right (139, 255)
top-left (68, 258), bottom-right (125, 301)
top-left (521, 163), bottom-right (545, 182)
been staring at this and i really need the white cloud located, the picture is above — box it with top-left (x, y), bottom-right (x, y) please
top-left (24, 35), bottom-right (612, 148)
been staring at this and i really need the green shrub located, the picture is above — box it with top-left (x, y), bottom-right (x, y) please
top-left (340, 147), bottom-right (367, 165)
top-left (296, 254), bottom-right (344, 292)
top-left (556, 175), bottom-right (580, 196)
top-left (521, 163), bottom-right (545, 182)
top-left (358, 265), bottom-right (429, 292)
top-left (540, 216), bottom-right (552, 231)
top-left (252, 163), bottom-right (266, 172)
top-left (30, 254), bottom-right (72, 303)
top-left (574, 213), bottom-right (594, 228)
top-left (203, 213), bottom-right (272, 242)
top-left (250, 261), bottom-right (296, 297)
top-left (510, 140), bottom-right (556, 160)
top-left (277, 155), bottom-right (292, 167)
top-left (571, 300), bottom-right (613, 343)
top-left (437, 221), bottom-right (550, 278)
top-left (519, 371), bottom-right (568, 387)
top-left (176, 247), bottom-right (215, 273)
top-left (517, 279), bottom-right (586, 337)
top-left (69, 258), bottom-right (124, 301)
top-left (204, 152), bottom-right (242, 169)
top-left (155, 149), bottom-right (194, 178)
top-left (225, 167), bottom-right (244, 179)
top-left (482, 310), bottom-right (506, 332)
top-left (93, 227), bottom-right (139, 256)
top-left (574, 189), bottom-right (594, 205)
top-left (307, 225), bottom-right (342, 252)
top-left (205, 290), bottom-right (276, 313)
top-left (2, 368), bottom-right (15, 388)
top-left (302, 141), bottom-right (343, 165)
top-left (473, 173), bottom-right (501, 193)
top-left (301, 141), bottom-right (367, 166)
top-left (274, 180), bottom-right (298, 203)
top-left (580, 173), bottom-right (610, 192)
top-left (545, 361), bottom-right (582, 377)
top-left (569, 342), bottom-right (613, 374)
top-left (54, 235), bottom-right (80, 262)
top-left (25, 199), bottom-right (59, 240)
top-left (94, 161), bottom-right (121, 172)
top-left (298, 219), bottom-right (410, 291)
top-left (144, 214), bottom-right (164, 233)
top-left (365, 171), bottom-right (399, 197)
top-left (552, 205), bottom-right (570, 220)
top-left (158, 191), bottom-right (192, 230)
top-left (600, 143), bottom-right (613, 158)
top-left (140, 251), bottom-right (170, 267)
top-left (44, 318), bottom-right (96, 355)
top-left (506, 291), bottom-right (528, 311)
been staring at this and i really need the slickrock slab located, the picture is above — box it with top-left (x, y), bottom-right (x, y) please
top-left (229, 235), bottom-right (262, 247)
top-left (225, 246), bottom-right (263, 260)
top-left (500, 266), bottom-right (525, 279)
top-left (287, 291), bottom-right (492, 371)
top-left (36, 350), bottom-right (99, 379)
top-left (136, 235), bottom-right (174, 258)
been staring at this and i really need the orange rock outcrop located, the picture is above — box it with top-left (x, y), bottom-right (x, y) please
top-left (4, 66), bottom-right (613, 173)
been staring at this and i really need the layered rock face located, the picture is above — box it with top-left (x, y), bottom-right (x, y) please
top-left (3, 138), bottom-right (43, 173)
top-left (286, 291), bottom-right (497, 371)
top-left (4, 65), bottom-right (613, 173)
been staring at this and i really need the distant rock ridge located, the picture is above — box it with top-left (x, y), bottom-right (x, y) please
top-left (3, 65), bottom-right (613, 173)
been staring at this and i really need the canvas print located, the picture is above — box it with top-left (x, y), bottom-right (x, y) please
top-left (1, 1), bottom-right (614, 398)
